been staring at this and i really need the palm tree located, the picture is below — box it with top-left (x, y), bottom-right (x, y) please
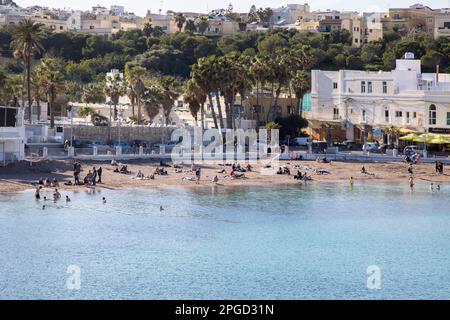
top-left (11, 19), bottom-right (44, 122)
top-left (184, 19), bottom-right (197, 33)
top-left (124, 64), bottom-right (146, 118)
top-left (173, 12), bottom-right (186, 32)
top-left (385, 125), bottom-right (400, 148)
top-left (184, 79), bottom-right (206, 127)
top-left (191, 57), bottom-right (219, 129)
top-left (141, 83), bottom-right (163, 123)
top-left (268, 51), bottom-right (290, 122)
top-left (250, 55), bottom-right (271, 124)
top-left (37, 58), bottom-right (65, 128)
top-left (158, 76), bottom-right (181, 125)
top-left (105, 73), bottom-right (125, 120)
top-left (196, 16), bottom-right (209, 35)
top-left (290, 70), bottom-right (310, 118)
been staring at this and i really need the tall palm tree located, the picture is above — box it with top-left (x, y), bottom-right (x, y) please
top-left (195, 16), bottom-right (209, 35)
top-left (191, 57), bottom-right (219, 129)
top-left (184, 19), bottom-right (197, 33)
top-left (105, 73), bottom-right (125, 120)
top-left (36, 58), bottom-right (65, 128)
top-left (173, 12), bottom-right (186, 32)
top-left (268, 51), bottom-right (290, 122)
top-left (141, 84), bottom-right (163, 124)
top-left (11, 19), bottom-right (44, 122)
top-left (124, 64), bottom-right (146, 118)
top-left (290, 70), bottom-right (310, 118)
top-left (184, 79), bottom-right (206, 128)
top-left (158, 76), bottom-right (181, 126)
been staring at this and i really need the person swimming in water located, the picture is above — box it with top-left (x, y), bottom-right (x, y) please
top-left (430, 183), bottom-right (434, 192)
top-left (436, 185), bottom-right (441, 191)
top-left (66, 195), bottom-right (71, 202)
top-left (160, 206), bottom-right (164, 211)
top-left (102, 197), bottom-right (107, 204)
top-left (409, 176), bottom-right (414, 189)
top-left (349, 177), bottom-right (354, 187)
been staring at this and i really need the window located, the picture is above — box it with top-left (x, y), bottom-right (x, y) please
top-left (393, 14), bottom-right (400, 19)
top-left (395, 111), bottom-right (403, 117)
top-left (355, 38), bottom-right (358, 43)
top-left (385, 110), bottom-right (389, 122)
top-left (287, 106), bottom-right (293, 114)
top-left (368, 81), bottom-right (372, 93)
top-left (413, 112), bottom-right (417, 118)
top-left (382, 81), bottom-right (387, 94)
top-left (429, 105), bottom-right (437, 125)
top-left (362, 110), bottom-right (366, 122)
top-left (406, 112), bottom-right (410, 123)
top-left (333, 82), bottom-right (338, 89)
top-left (447, 112), bottom-right (450, 125)
top-left (361, 81), bottom-right (366, 93)
top-left (333, 108), bottom-right (339, 120)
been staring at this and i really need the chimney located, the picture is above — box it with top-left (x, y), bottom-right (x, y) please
top-left (436, 65), bottom-right (440, 83)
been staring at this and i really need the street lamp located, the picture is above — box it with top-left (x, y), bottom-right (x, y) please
top-left (67, 104), bottom-right (74, 147)
top-left (118, 104), bottom-right (123, 146)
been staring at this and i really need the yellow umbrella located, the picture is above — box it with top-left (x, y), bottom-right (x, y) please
top-left (413, 133), bottom-right (436, 143)
top-left (399, 128), bottom-right (420, 134)
top-left (399, 133), bottom-right (419, 141)
top-left (429, 135), bottom-right (450, 145)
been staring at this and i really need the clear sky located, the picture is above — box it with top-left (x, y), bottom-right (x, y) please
top-left (14, 1), bottom-right (450, 16)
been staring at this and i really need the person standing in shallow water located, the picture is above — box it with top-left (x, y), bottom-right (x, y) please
top-left (409, 176), bottom-right (414, 189)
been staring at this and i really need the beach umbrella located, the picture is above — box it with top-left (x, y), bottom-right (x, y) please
top-left (429, 135), bottom-right (450, 145)
top-left (399, 133), bottom-right (419, 141)
top-left (413, 133), bottom-right (436, 143)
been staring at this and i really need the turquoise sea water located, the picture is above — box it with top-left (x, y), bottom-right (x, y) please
top-left (0, 183), bottom-right (449, 300)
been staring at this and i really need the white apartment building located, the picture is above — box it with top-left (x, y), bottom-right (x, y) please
top-left (0, 106), bottom-right (25, 164)
top-left (310, 55), bottom-right (450, 142)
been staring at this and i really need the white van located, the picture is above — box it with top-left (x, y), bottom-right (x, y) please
top-left (293, 137), bottom-right (311, 146)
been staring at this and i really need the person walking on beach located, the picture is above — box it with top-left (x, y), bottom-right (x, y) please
top-left (349, 177), bottom-right (354, 188)
top-left (97, 167), bottom-right (103, 183)
top-left (74, 162), bottom-right (81, 185)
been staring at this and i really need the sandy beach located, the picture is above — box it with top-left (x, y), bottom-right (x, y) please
top-left (0, 158), bottom-right (449, 193)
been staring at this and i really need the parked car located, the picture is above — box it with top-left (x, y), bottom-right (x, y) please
top-left (362, 142), bottom-right (380, 152)
top-left (342, 140), bottom-right (362, 150)
top-left (292, 137), bottom-right (311, 146)
top-left (81, 140), bottom-right (108, 148)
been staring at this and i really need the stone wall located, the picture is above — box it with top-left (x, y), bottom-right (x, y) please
top-left (63, 125), bottom-right (175, 144)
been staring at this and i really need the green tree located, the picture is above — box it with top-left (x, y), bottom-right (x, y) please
top-left (196, 16), bottom-right (209, 35)
top-left (83, 82), bottom-right (106, 104)
top-left (11, 19), bottom-right (44, 121)
top-left (184, 19), bottom-right (197, 33)
top-left (105, 73), bottom-right (125, 120)
top-left (173, 12), bottom-right (186, 32)
top-left (36, 57), bottom-right (65, 128)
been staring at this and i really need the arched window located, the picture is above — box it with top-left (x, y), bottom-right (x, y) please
top-left (429, 105), bottom-right (437, 125)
